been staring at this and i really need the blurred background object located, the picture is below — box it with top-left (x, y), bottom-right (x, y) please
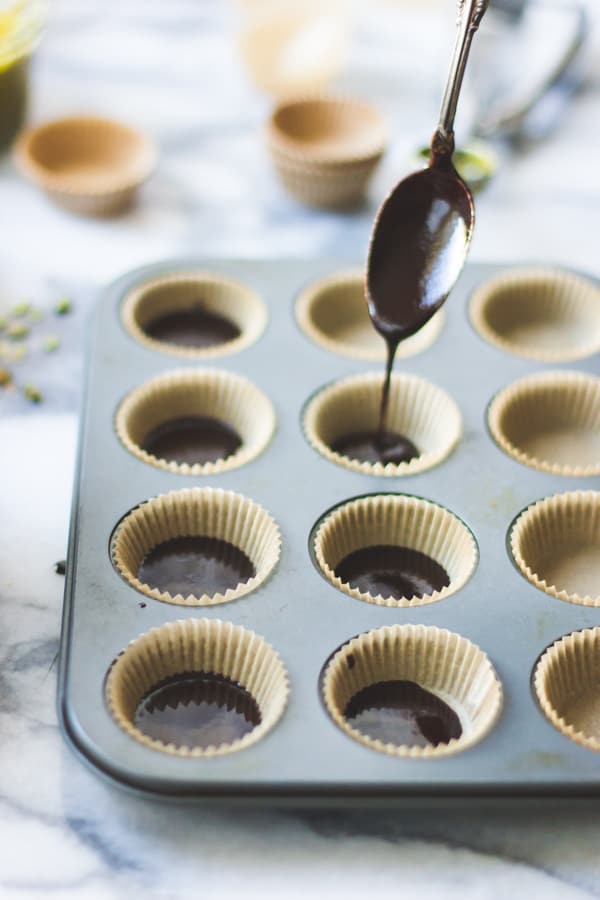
top-left (236, 0), bottom-right (350, 96)
top-left (0, 0), bottom-right (43, 153)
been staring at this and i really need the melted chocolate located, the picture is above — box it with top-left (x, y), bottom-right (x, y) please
top-left (142, 416), bottom-right (242, 464)
top-left (334, 544), bottom-right (449, 601)
top-left (367, 149), bottom-right (473, 434)
top-left (345, 679), bottom-right (462, 748)
top-left (144, 306), bottom-right (240, 348)
top-left (138, 536), bottom-right (255, 597)
top-left (134, 671), bottom-right (261, 748)
top-left (331, 429), bottom-right (418, 465)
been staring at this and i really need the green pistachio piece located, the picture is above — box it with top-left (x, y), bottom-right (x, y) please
top-left (23, 384), bottom-right (43, 403)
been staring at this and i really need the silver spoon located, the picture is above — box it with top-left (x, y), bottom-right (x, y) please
top-left (367, 0), bottom-right (489, 424)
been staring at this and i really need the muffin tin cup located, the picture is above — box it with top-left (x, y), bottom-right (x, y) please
top-left (510, 491), bottom-right (600, 607)
top-left (471, 268), bottom-right (600, 362)
top-left (121, 271), bottom-right (268, 359)
top-left (303, 371), bottom-right (462, 477)
top-left (106, 618), bottom-right (290, 757)
top-left (312, 494), bottom-right (478, 607)
top-left (534, 628), bottom-right (600, 752)
top-left (115, 368), bottom-right (276, 475)
top-left (295, 268), bottom-right (444, 361)
top-left (111, 487), bottom-right (281, 606)
top-left (321, 624), bottom-right (503, 758)
top-left (488, 370), bottom-right (600, 476)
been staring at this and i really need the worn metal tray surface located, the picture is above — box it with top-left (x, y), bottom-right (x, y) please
top-left (58, 258), bottom-right (600, 804)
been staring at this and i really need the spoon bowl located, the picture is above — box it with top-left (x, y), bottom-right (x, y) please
top-left (367, 161), bottom-right (474, 343)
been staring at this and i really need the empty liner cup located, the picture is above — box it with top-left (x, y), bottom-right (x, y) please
top-left (296, 269), bottom-right (444, 361)
top-left (115, 368), bottom-right (276, 475)
top-left (266, 95), bottom-right (387, 209)
top-left (303, 372), bottom-right (462, 477)
top-left (510, 491), bottom-right (600, 607)
top-left (105, 618), bottom-right (289, 757)
top-left (321, 624), bottom-right (502, 758)
top-left (471, 268), bottom-right (600, 362)
top-left (488, 370), bottom-right (600, 476)
top-left (312, 494), bottom-right (478, 608)
top-left (121, 271), bottom-right (267, 359)
top-left (534, 628), bottom-right (600, 752)
top-left (111, 487), bottom-right (281, 606)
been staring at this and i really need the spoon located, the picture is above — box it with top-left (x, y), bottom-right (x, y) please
top-left (367, 0), bottom-right (489, 428)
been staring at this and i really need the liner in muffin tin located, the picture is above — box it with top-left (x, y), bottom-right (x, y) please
top-left (106, 618), bottom-right (289, 757)
top-left (115, 368), bottom-right (276, 475)
top-left (488, 370), bottom-right (600, 476)
top-left (510, 491), bottom-right (600, 607)
top-left (321, 624), bottom-right (502, 758)
top-left (121, 271), bottom-right (268, 359)
top-left (312, 494), bottom-right (478, 607)
top-left (470, 267), bottom-right (600, 362)
top-left (111, 487), bottom-right (281, 606)
top-left (303, 371), bottom-right (462, 477)
top-left (534, 628), bottom-right (600, 752)
top-left (295, 269), bottom-right (444, 360)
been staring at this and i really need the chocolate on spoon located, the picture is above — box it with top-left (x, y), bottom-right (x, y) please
top-left (367, 0), bottom-right (489, 432)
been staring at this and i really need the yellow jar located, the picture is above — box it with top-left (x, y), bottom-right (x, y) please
top-left (0, 1), bottom-right (44, 152)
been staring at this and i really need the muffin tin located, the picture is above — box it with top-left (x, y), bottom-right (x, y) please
top-left (58, 257), bottom-right (600, 803)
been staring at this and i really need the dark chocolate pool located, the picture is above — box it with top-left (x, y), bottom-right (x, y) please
top-left (142, 416), bottom-right (242, 465)
top-left (138, 536), bottom-right (256, 597)
top-left (344, 679), bottom-right (462, 748)
top-left (134, 671), bottom-right (261, 748)
top-left (334, 544), bottom-right (450, 600)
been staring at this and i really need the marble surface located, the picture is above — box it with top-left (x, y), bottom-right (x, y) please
top-left (2, 1), bottom-right (600, 897)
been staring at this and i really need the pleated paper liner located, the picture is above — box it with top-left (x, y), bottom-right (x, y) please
top-left (312, 494), bottom-right (477, 608)
top-left (295, 269), bottom-right (444, 360)
top-left (269, 154), bottom-right (382, 209)
top-left (106, 619), bottom-right (289, 757)
top-left (510, 491), bottom-right (600, 607)
top-left (488, 370), bottom-right (600, 476)
top-left (470, 268), bottom-right (600, 362)
top-left (14, 116), bottom-right (157, 216)
top-left (111, 487), bottom-right (281, 606)
top-left (121, 271), bottom-right (268, 359)
top-left (534, 628), bottom-right (600, 752)
top-left (266, 95), bottom-right (386, 208)
top-left (321, 624), bottom-right (502, 758)
top-left (115, 368), bottom-right (276, 475)
top-left (303, 372), bottom-right (462, 477)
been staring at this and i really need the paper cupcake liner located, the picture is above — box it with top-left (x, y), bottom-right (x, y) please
top-left (295, 269), bottom-right (444, 361)
top-left (121, 271), bottom-right (268, 359)
top-left (266, 95), bottom-right (387, 164)
top-left (111, 487), bottom-right (281, 606)
top-left (510, 491), bottom-right (600, 606)
top-left (269, 157), bottom-right (380, 208)
top-left (115, 368), bottom-right (276, 475)
top-left (321, 624), bottom-right (502, 758)
top-left (313, 494), bottom-right (477, 607)
top-left (303, 372), bottom-right (462, 477)
top-left (534, 628), bottom-right (600, 752)
top-left (106, 618), bottom-right (289, 757)
top-left (470, 268), bottom-right (600, 362)
top-left (488, 370), bottom-right (600, 476)
top-left (266, 95), bottom-right (386, 208)
top-left (14, 116), bottom-right (157, 217)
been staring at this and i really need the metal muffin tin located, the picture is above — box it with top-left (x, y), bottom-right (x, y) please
top-left (58, 258), bottom-right (600, 804)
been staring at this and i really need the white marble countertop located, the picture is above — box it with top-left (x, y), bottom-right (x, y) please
top-left (2, 1), bottom-right (600, 897)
